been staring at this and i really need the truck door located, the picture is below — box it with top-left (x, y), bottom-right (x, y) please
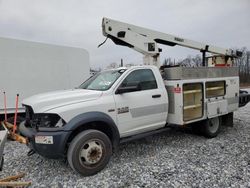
top-left (114, 68), bottom-right (168, 137)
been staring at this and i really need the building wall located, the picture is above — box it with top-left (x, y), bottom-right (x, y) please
top-left (0, 37), bottom-right (90, 113)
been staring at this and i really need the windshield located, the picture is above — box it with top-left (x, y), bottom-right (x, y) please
top-left (79, 69), bottom-right (126, 91)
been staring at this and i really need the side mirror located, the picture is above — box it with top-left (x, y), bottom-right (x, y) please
top-left (116, 85), bottom-right (140, 94)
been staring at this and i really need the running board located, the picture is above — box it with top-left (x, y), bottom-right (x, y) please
top-left (120, 126), bottom-right (170, 144)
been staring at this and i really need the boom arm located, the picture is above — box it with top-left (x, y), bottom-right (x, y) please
top-left (102, 17), bottom-right (241, 67)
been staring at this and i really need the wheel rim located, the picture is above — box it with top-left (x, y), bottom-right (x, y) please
top-left (208, 117), bottom-right (219, 134)
top-left (80, 139), bottom-right (104, 165)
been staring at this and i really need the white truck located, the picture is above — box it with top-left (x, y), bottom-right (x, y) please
top-left (19, 18), bottom-right (250, 176)
top-left (0, 37), bottom-right (90, 121)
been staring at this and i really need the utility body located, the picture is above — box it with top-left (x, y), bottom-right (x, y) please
top-left (20, 18), bottom-right (249, 176)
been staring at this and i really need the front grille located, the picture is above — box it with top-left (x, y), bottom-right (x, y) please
top-left (23, 106), bottom-right (64, 128)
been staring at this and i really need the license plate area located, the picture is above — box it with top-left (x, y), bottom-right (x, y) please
top-left (35, 136), bottom-right (53, 144)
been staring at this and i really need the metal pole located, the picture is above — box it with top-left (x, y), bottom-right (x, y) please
top-left (13, 94), bottom-right (19, 134)
top-left (201, 45), bottom-right (209, 67)
top-left (121, 58), bottom-right (123, 67)
top-left (202, 51), bottom-right (206, 66)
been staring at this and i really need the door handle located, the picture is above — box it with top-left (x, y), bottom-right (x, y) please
top-left (152, 94), bottom-right (161, 98)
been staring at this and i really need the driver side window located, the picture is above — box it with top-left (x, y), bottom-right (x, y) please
top-left (121, 69), bottom-right (158, 91)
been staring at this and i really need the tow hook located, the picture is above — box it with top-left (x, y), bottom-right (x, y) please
top-left (27, 149), bottom-right (35, 156)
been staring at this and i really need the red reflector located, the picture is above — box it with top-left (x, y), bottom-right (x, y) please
top-left (174, 87), bottom-right (181, 93)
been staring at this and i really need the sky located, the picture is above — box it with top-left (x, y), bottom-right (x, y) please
top-left (0, 0), bottom-right (249, 69)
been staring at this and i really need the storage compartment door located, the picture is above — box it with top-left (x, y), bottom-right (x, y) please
top-left (183, 83), bottom-right (203, 121)
top-left (207, 100), bottom-right (228, 118)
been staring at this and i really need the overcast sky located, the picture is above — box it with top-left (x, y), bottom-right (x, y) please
top-left (0, 0), bottom-right (249, 68)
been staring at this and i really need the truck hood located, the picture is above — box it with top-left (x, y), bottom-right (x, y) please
top-left (22, 89), bottom-right (103, 113)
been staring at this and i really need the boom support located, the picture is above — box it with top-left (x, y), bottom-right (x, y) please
top-left (102, 17), bottom-right (241, 67)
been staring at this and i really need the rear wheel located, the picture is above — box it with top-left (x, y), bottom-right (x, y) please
top-left (203, 117), bottom-right (221, 138)
top-left (67, 129), bottom-right (112, 176)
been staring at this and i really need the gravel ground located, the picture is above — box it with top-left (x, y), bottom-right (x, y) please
top-left (1, 103), bottom-right (250, 187)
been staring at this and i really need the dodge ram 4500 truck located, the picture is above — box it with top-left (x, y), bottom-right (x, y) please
top-left (20, 18), bottom-right (250, 176)
top-left (20, 65), bottom-right (242, 176)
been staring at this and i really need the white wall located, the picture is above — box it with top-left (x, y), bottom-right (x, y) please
top-left (0, 37), bottom-right (90, 114)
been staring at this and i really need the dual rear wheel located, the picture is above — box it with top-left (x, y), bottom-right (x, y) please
top-left (192, 116), bottom-right (221, 138)
top-left (203, 117), bottom-right (221, 138)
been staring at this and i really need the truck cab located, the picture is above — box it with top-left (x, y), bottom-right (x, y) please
top-left (20, 65), bottom-right (169, 176)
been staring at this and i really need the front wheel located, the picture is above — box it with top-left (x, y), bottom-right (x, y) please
top-left (203, 117), bottom-right (221, 138)
top-left (67, 129), bottom-right (112, 176)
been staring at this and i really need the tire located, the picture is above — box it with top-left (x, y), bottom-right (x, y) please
top-left (203, 117), bottom-right (221, 138)
top-left (67, 129), bottom-right (112, 176)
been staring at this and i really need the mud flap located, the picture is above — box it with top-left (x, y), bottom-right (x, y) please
top-left (221, 112), bottom-right (234, 127)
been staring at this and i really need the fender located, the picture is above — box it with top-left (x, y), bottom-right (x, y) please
top-left (64, 111), bottom-right (120, 148)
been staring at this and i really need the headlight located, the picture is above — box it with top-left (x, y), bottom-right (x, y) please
top-left (31, 114), bottom-right (65, 128)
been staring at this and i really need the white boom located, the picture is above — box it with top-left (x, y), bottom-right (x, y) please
top-left (102, 17), bottom-right (241, 67)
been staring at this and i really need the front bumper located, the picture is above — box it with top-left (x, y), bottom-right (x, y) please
top-left (19, 121), bottom-right (72, 159)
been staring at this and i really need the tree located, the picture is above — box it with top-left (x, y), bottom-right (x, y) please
top-left (234, 47), bottom-right (250, 84)
top-left (192, 55), bottom-right (202, 67)
top-left (162, 58), bottom-right (176, 66)
top-left (179, 55), bottom-right (192, 67)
